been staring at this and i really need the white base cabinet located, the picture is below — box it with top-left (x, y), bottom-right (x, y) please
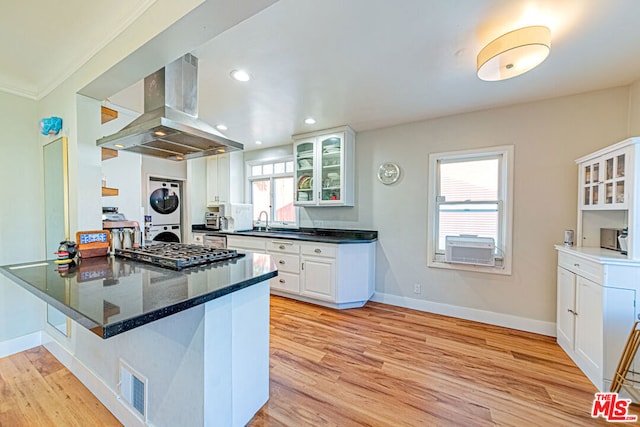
top-left (227, 235), bottom-right (375, 309)
top-left (556, 246), bottom-right (638, 392)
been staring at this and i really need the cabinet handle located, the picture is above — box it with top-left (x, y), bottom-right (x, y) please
top-left (314, 248), bottom-right (322, 254)
top-left (301, 262), bottom-right (304, 270)
top-left (573, 263), bottom-right (580, 267)
top-left (279, 279), bottom-right (285, 284)
top-left (568, 309), bottom-right (578, 316)
top-left (279, 245), bottom-right (286, 250)
top-left (279, 260), bottom-right (286, 265)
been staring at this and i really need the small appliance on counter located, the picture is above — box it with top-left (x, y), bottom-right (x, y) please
top-left (221, 203), bottom-right (253, 232)
top-left (102, 207), bottom-right (141, 251)
top-left (600, 228), bottom-right (624, 251)
top-left (619, 228), bottom-right (629, 255)
top-left (205, 211), bottom-right (221, 230)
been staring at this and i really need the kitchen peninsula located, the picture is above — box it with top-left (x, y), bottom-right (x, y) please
top-left (0, 252), bottom-right (277, 427)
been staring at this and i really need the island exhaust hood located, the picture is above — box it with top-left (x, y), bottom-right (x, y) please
top-left (97, 53), bottom-right (243, 161)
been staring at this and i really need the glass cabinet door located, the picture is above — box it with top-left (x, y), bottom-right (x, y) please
top-left (295, 140), bottom-right (316, 204)
top-left (319, 134), bottom-right (343, 203)
top-left (582, 161), bottom-right (600, 207)
top-left (603, 150), bottom-right (626, 206)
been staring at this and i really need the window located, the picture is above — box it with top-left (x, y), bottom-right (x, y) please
top-left (248, 158), bottom-right (297, 227)
top-left (427, 145), bottom-right (514, 274)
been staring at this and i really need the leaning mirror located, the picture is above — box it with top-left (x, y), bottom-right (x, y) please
top-left (43, 136), bottom-right (71, 336)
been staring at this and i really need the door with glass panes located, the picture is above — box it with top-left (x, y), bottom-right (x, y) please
top-left (580, 147), bottom-right (628, 209)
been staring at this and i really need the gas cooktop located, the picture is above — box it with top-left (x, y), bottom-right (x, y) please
top-left (115, 243), bottom-right (244, 270)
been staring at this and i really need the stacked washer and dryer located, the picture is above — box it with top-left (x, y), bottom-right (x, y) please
top-left (147, 180), bottom-right (182, 243)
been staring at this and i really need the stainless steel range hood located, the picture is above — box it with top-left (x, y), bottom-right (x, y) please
top-left (97, 54), bottom-right (243, 161)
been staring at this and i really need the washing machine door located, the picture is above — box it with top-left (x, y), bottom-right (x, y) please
top-left (149, 188), bottom-right (179, 215)
top-left (153, 231), bottom-right (180, 243)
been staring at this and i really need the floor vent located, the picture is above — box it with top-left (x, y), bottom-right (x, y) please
top-left (119, 360), bottom-right (147, 421)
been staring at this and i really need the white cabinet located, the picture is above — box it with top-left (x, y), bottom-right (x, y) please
top-left (300, 243), bottom-right (336, 301)
top-left (266, 240), bottom-right (301, 294)
top-left (556, 266), bottom-right (576, 349)
top-left (578, 145), bottom-right (630, 210)
top-left (555, 247), bottom-right (637, 392)
top-left (293, 126), bottom-right (355, 207)
top-left (206, 152), bottom-right (243, 206)
top-left (227, 234), bottom-right (375, 309)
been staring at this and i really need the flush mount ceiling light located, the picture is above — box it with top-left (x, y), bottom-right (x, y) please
top-left (477, 25), bottom-right (551, 81)
top-left (304, 117), bottom-right (316, 125)
top-left (216, 124), bottom-right (228, 131)
top-left (230, 69), bottom-right (251, 82)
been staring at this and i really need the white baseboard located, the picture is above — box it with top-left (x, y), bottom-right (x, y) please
top-left (370, 292), bottom-right (556, 337)
top-left (0, 331), bottom-right (42, 358)
top-left (43, 336), bottom-right (145, 427)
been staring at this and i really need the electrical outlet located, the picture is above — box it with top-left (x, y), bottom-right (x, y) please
top-left (413, 283), bottom-right (421, 294)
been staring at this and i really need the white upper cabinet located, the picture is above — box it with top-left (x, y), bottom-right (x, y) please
top-left (206, 151), bottom-right (243, 206)
top-left (293, 126), bottom-right (355, 207)
top-left (579, 145), bottom-right (631, 210)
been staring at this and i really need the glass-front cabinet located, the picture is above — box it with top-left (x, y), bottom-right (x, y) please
top-left (579, 146), bottom-right (629, 210)
top-left (294, 126), bottom-right (355, 207)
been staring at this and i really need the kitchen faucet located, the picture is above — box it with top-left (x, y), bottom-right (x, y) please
top-left (257, 210), bottom-right (270, 231)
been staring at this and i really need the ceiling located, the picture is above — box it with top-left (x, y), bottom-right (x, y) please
top-left (5, 1), bottom-right (640, 150)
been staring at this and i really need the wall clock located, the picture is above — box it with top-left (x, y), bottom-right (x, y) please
top-left (377, 162), bottom-right (400, 185)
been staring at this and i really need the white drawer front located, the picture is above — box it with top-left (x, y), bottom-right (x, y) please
top-left (558, 252), bottom-right (603, 283)
top-left (271, 272), bottom-right (300, 294)
top-left (269, 253), bottom-right (300, 274)
top-left (301, 243), bottom-right (336, 258)
top-left (266, 240), bottom-right (300, 254)
top-left (227, 236), bottom-right (266, 252)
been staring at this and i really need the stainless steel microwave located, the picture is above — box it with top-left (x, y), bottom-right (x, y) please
top-left (600, 228), bottom-right (622, 251)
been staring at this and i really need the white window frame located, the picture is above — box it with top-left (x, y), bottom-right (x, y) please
top-left (427, 145), bottom-right (514, 275)
top-left (246, 157), bottom-right (298, 229)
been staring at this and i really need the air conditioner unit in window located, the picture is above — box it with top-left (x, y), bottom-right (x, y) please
top-left (445, 236), bottom-right (495, 266)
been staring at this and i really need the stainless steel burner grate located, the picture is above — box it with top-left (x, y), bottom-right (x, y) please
top-left (115, 243), bottom-right (244, 270)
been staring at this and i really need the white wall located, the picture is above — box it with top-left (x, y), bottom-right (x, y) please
top-left (319, 87), bottom-right (628, 330)
top-left (0, 91), bottom-right (46, 346)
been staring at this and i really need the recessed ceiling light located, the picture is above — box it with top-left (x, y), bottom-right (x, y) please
top-left (216, 124), bottom-right (228, 131)
top-left (216, 148), bottom-right (226, 153)
top-left (255, 140), bottom-right (263, 145)
top-left (114, 144), bottom-right (124, 148)
top-left (154, 131), bottom-right (166, 136)
top-left (304, 117), bottom-right (316, 125)
top-left (230, 69), bottom-right (251, 82)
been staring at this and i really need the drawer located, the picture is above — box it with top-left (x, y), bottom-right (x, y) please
top-left (266, 240), bottom-right (300, 254)
top-left (226, 236), bottom-right (266, 252)
top-left (558, 251), bottom-right (604, 284)
top-left (268, 253), bottom-right (300, 274)
top-left (270, 272), bottom-right (300, 294)
top-left (301, 243), bottom-right (336, 258)
top-left (192, 233), bottom-right (204, 245)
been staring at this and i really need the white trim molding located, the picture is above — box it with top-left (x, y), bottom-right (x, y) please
top-left (371, 292), bottom-right (556, 337)
top-left (0, 331), bottom-right (43, 359)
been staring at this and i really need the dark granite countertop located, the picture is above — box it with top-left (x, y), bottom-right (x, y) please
top-left (192, 224), bottom-right (378, 243)
top-left (0, 253), bottom-right (277, 339)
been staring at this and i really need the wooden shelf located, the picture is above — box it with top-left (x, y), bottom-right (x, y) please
top-left (101, 106), bottom-right (118, 124)
top-left (101, 187), bottom-right (119, 197)
top-left (101, 147), bottom-right (118, 161)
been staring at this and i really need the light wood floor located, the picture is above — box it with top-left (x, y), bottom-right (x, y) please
top-left (1, 296), bottom-right (637, 426)
top-left (0, 346), bottom-right (120, 426)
